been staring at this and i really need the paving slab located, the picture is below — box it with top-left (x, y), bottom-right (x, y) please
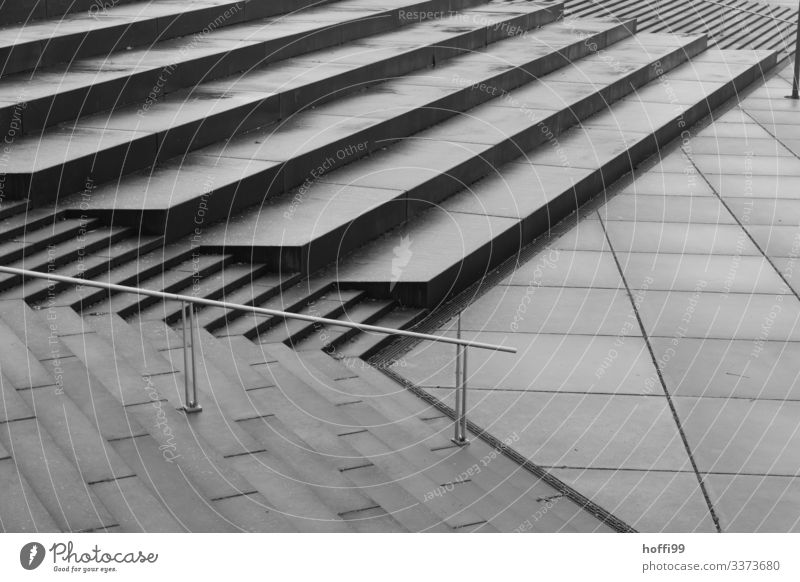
top-left (652, 337), bottom-right (800, 400)
top-left (705, 474), bottom-right (800, 532)
top-left (396, 331), bottom-right (658, 395)
top-left (638, 291), bottom-right (800, 340)
top-left (456, 286), bottom-right (638, 335)
top-left (427, 387), bottom-right (693, 471)
top-left (499, 249), bottom-right (623, 289)
top-left (674, 396), bottom-right (800, 475)
top-left (604, 221), bottom-right (763, 255)
top-left (553, 468), bottom-right (716, 532)
top-left (619, 171), bottom-right (715, 197)
top-left (616, 252), bottom-right (790, 294)
top-left (592, 194), bottom-right (734, 224)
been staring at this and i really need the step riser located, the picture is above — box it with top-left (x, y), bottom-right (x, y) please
top-left (110, 258), bottom-right (230, 319)
top-left (147, 264), bottom-right (272, 324)
top-left (324, 302), bottom-right (398, 351)
top-left (343, 312), bottom-right (428, 360)
top-left (199, 273), bottom-right (302, 331)
top-left (1, 0), bottom-right (533, 136)
top-left (0, 210), bottom-right (66, 244)
top-left (0, 228), bottom-right (130, 292)
top-left (215, 282), bottom-right (334, 337)
top-left (259, 292), bottom-right (366, 344)
top-left (239, 35), bottom-right (709, 273)
top-left (111, 19), bottom-right (636, 246)
top-left (66, 248), bottom-right (195, 311)
top-left (0, 0), bottom-right (345, 77)
top-left (397, 51), bottom-right (779, 307)
top-left (6, 3), bottom-right (563, 206)
top-left (0, 220), bottom-right (99, 264)
top-left (18, 237), bottom-right (164, 303)
top-left (244, 288), bottom-right (352, 341)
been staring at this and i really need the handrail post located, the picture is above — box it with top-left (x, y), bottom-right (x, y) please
top-left (180, 301), bottom-right (202, 413)
top-left (452, 312), bottom-right (469, 446)
top-left (789, 1), bottom-right (800, 99)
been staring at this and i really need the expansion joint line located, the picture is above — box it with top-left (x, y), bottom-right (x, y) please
top-left (596, 212), bottom-right (723, 532)
top-left (683, 141), bottom-right (800, 305)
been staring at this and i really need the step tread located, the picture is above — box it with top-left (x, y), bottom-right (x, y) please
top-left (331, 49), bottom-right (774, 300)
top-left (198, 30), bottom-right (703, 257)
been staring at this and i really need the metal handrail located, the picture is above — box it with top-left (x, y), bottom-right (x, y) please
top-left (0, 265), bottom-right (516, 443)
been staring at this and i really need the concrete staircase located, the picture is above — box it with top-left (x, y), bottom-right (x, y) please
top-left (0, 0), bottom-right (783, 532)
top-left (0, 297), bottom-right (612, 532)
top-left (566, 0), bottom-right (798, 53)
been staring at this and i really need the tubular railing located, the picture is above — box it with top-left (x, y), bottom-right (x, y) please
top-left (0, 265), bottom-right (516, 445)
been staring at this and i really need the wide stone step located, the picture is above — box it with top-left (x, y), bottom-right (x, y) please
top-left (0, 300), bottom-right (204, 531)
top-left (2, 2), bottom-right (560, 204)
top-left (0, 0), bottom-right (339, 77)
top-left (198, 30), bottom-right (706, 274)
top-left (211, 335), bottom-right (489, 529)
top-left (59, 327), bottom-right (297, 531)
top-left (74, 14), bottom-right (627, 244)
top-left (331, 48), bottom-right (778, 306)
top-left (565, 0), bottom-right (797, 53)
top-left (0, 337), bottom-right (119, 531)
top-left (134, 319), bottom-right (412, 532)
top-left (0, 446), bottom-right (62, 532)
top-left (0, 0), bottom-right (141, 26)
top-left (0, 0), bottom-right (503, 134)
